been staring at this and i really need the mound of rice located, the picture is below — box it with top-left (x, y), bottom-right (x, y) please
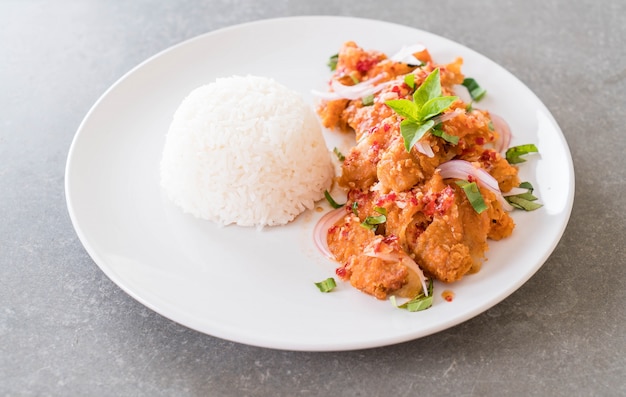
top-left (160, 75), bottom-right (334, 228)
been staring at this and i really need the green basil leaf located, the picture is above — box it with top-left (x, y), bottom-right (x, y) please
top-left (462, 77), bottom-right (487, 101)
top-left (418, 96), bottom-right (458, 121)
top-left (506, 144), bottom-right (539, 164)
top-left (404, 74), bottom-right (415, 90)
top-left (505, 196), bottom-right (543, 211)
top-left (362, 94), bottom-right (375, 106)
top-left (431, 126), bottom-right (459, 145)
top-left (456, 180), bottom-right (488, 214)
top-left (395, 279), bottom-right (434, 312)
top-left (413, 68), bottom-right (442, 108)
top-left (401, 119), bottom-right (434, 151)
top-left (324, 190), bottom-right (345, 209)
top-left (385, 99), bottom-right (419, 120)
top-left (315, 277), bottom-right (337, 293)
top-left (327, 54), bottom-right (338, 71)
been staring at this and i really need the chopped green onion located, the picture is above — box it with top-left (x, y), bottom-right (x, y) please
top-left (466, 102), bottom-right (474, 112)
top-left (324, 190), bottom-right (344, 209)
top-left (506, 144), bottom-right (539, 164)
top-left (315, 277), bottom-right (337, 293)
top-left (361, 207), bottom-right (387, 230)
top-left (351, 201), bottom-right (359, 216)
top-left (333, 147), bottom-right (345, 161)
top-left (393, 279), bottom-right (434, 312)
top-left (505, 182), bottom-right (543, 211)
top-left (462, 77), bottom-right (487, 101)
top-left (404, 74), bottom-right (415, 90)
top-left (327, 54), bottom-right (338, 71)
top-left (488, 121), bottom-right (494, 131)
top-left (362, 94), bottom-right (375, 106)
top-left (456, 180), bottom-right (488, 214)
top-left (431, 126), bottom-right (459, 145)
top-left (349, 73), bottom-right (360, 85)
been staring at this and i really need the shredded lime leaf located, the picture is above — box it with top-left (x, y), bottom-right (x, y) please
top-left (456, 180), bottom-right (488, 214)
top-left (333, 147), bottom-right (345, 161)
top-left (506, 144), bottom-right (539, 164)
top-left (361, 207), bottom-right (387, 230)
top-left (324, 190), bottom-right (344, 209)
top-left (385, 69), bottom-right (458, 152)
top-left (505, 182), bottom-right (543, 211)
top-left (327, 54), bottom-right (338, 71)
top-left (462, 77), bottom-right (487, 101)
top-left (362, 94), bottom-right (375, 106)
top-left (315, 277), bottom-right (337, 293)
top-left (393, 279), bottom-right (434, 312)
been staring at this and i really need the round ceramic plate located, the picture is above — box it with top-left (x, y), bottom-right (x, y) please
top-left (65, 16), bottom-right (574, 351)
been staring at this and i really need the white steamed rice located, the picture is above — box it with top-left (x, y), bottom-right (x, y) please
top-left (160, 75), bottom-right (334, 227)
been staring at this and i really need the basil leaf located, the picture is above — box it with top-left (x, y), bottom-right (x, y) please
top-left (401, 119), bottom-right (435, 151)
top-left (506, 196), bottom-right (543, 211)
top-left (504, 182), bottom-right (542, 211)
top-left (396, 279), bottom-right (434, 312)
top-left (324, 190), bottom-right (345, 209)
top-left (360, 207), bottom-right (387, 230)
top-left (413, 68), bottom-right (442, 108)
top-left (327, 54), bottom-right (338, 71)
top-left (385, 99), bottom-right (419, 120)
top-left (404, 74), bottom-right (415, 90)
top-left (315, 277), bottom-right (337, 293)
top-left (456, 180), bottom-right (488, 214)
top-left (362, 94), bottom-right (374, 106)
top-left (462, 77), bottom-right (487, 101)
top-left (506, 144), bottom-right (539, 164)
top-left (431, 126), bottom-right (459, 145)
top-left (418, 96), bottom-right (458, 121)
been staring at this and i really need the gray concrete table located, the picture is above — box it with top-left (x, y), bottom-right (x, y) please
top-left (2, 1), bottom-right (625, 395)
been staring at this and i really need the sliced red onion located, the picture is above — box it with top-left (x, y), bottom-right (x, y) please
top-left (363, 248), bottom-right (429, 296)
top-left (432, 108), bottom-right (464, 124)
top-left (490, 112), bottom-right (512, 153)
top-left (437, 159), bottom-right (514, 211)
top-left (415, 140), bottom-right (434, 157)
top-left (311, 75), bottom-right (388, 101)
top-left (313, 207), bottom-right (347, 259)
top-left (390, 44), bottom-right (427, 65)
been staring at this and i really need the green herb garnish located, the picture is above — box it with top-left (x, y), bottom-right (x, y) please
top-left (431, 126), bottom-right (460, 145)
top-left (362, 94), bottom-right (375, 106)
top-left (324, 190), bottom-right (344, 209)
top-left (392, 278), bottom-right (434, 312)
top-left (404, 74), bottom-right (415, 90)
top-left (361, 207), bottom-right (387, 230)
top-left (351, 201), bottom-right (359, 216)
top-left (462, 77), bottom-right (487, 101)
top-left (385, 69), bottom-right (458, 152)
top-left (327, 54), bottom-right (338, 71)
top-left (315, 277), bottom-right (337, 293)
top-left (456, 180), bottom-right (488, 214)
top-left (506, 144), bottom-right (539, 164)
top-left (505, 182), bottom-right (543, 211)
top-left (333, 147), bottom-right (345, 162)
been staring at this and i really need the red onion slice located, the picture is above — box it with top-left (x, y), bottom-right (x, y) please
top-left (437, 159), bottom-right (514, 211)
top-left (490, 112), bottom-right (512, 153)
top-left (313, 207), bottom-right (347, 259)
top-left (415, 141), bottom-right (434, 157)
top-left (390, 44), bottom-right (427, 65)
top-left (311, 75), bottom-right (389, 101)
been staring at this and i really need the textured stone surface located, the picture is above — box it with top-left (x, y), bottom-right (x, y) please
top-left (1, 1), bottom-right (625, 396)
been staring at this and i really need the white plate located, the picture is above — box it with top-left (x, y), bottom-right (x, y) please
top-left (65, 16), bottom-right (574, 351)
